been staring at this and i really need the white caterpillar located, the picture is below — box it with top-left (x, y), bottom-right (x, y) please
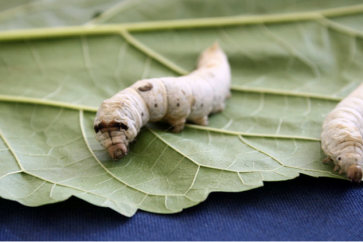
top-left (94, 43), bottom-right (231, 160)
top-left (321, 83), bottom-right (363, 182)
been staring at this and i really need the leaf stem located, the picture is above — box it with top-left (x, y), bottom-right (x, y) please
top-left (238, 135), bottom-right (285, 166)
top-left (119, 30), bottom-right (189, 75)
top-left (1, 4), bottom-right (363, 41)
top-left (185, 124), bottom-right (321, 141)
top-left (0, 127), bottom-right (24, 171)
top-left (230, 86), bottom-right (344, 101)
top-left (318, 18), bottom-right (363, 38)
top-left (0, 94), bottom-right (98, 112)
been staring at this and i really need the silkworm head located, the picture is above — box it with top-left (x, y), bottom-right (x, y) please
top-left (347, 165), bottom-right (362, 183)
top-left (93, 120), bottom-right (131, 160)
top-left (94, 99), bottom-right (138, 160)
top-left (337, 153), bottom-right (363, 183)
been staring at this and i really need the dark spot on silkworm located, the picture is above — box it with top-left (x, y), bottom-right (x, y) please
top-left (119, 123), bottom-right (128, 130)
top-left (201, 103), bottom-right (203, 107)
top-left (94, 123), bottom-right (104, 133)
top-left (177, 103), bottom-right (180, 107)
top-left (141, 112), bottom-right (144, 116)
top-left (94, 121), bottom-right (115, 133)
top-left (97, 121), bottom-right (129, 131)
top-left (182, 90), bottom-right (186, 95)
top-left (138, 82), bottom-right (153, 92)
top-left (338, 157), bottom-right (341, 161)
top-left (155, 103), bottom-right (158, 108)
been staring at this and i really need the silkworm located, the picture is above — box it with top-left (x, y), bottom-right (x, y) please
top-left (94, 43), bottom-right (231, 160)
top-left (321, 83), bottom-right (363, 182)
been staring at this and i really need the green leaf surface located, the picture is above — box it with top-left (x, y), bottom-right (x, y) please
top-left (1, 0), bottom-right (362, 216)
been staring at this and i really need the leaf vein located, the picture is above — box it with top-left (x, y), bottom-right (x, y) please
top-left (0, 126), bottom-right (24, 171)
top-left (119, 30), bottom-right (189, 75)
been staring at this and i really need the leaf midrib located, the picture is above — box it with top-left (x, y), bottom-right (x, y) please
top-left (0, 3), bottom-right (363, 41)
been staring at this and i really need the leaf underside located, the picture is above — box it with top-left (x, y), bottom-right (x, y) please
top-left (0, 0), bottom-right (362, 216)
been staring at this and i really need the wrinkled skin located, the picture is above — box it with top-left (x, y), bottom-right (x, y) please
top-left (321, 83), bottom-right (363, 183)
top-left (94, 43), bottom-right (231, 160)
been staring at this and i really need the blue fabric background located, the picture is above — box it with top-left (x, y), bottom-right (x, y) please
top-left (0, 174), bottom-right (362, 241)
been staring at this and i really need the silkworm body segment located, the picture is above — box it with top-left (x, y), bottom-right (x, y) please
top-left (94, 43), bottom-right (231, 160)
top-left (321, 83), bottom-right (363, 182)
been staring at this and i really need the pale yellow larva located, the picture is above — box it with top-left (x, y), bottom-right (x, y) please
top-left (94, 43), bottom-right (231, 160)
top-left (321, 83), bottom-right (363, 182)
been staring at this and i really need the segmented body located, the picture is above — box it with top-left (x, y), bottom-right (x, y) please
top-left (94, 43), bottom-right (231, 160)
top-left (321, 83), bottom-right (363, 182)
